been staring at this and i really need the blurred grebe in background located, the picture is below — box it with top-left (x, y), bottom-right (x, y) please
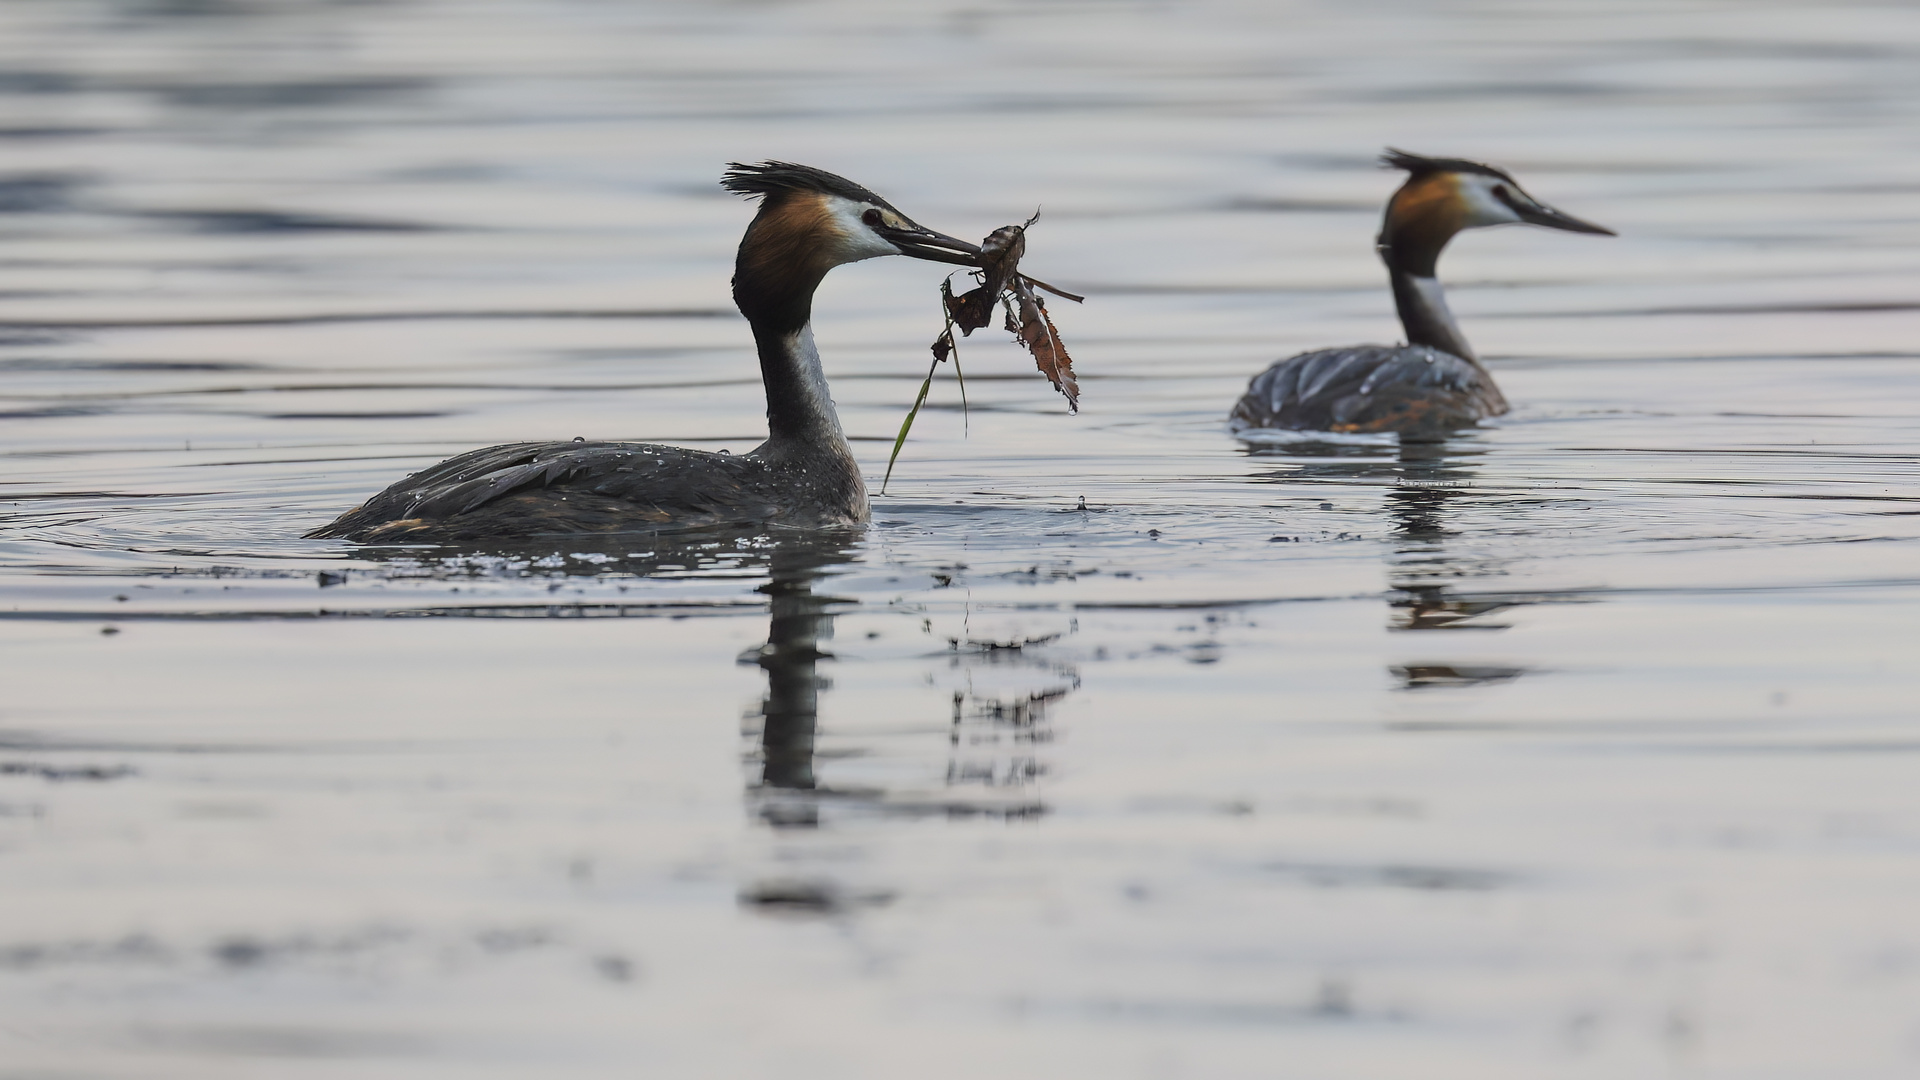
top-left (1230, 150), bottom-right (1613, 439)
top-left (308, 163), bottom-right (982, 543)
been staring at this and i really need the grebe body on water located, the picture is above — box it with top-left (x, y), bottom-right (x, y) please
top-left (307, 163), bottom-right (980, 543)
top-left (1230, 150), bottom-right (1613, 439)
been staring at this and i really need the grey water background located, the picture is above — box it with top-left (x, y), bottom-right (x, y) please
top-left (4, 0), bottom-right (1920, 1075)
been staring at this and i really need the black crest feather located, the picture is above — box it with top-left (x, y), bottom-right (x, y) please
top-left (721, 161), bottom-right (890, 207)
top-left (1381, 148), bottom-right (1516, 184)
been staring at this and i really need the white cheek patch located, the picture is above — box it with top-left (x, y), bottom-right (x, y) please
top-left (823, 196), bottom-right (903, 263)
top-left (1455, 175), bottom-right (1524, 228)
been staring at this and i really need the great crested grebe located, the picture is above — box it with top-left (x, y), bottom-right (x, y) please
top-left (307, 162), bottom-right (982, 543)
top-left (1230, 150), bottom-right (1613, 439)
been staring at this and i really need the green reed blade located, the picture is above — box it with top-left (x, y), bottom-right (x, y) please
top-left (882, 355), bottom-right (939, 495)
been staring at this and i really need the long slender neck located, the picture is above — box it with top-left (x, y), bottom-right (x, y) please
top-left (732, 203), bottom-right (850, 450)
top-left (1378, 200), bottom-right (1477, 362)
top-left (725, 201), bottom-right (870, 523)
top-left (1386, 267), bottom-right (1476, 361)
top-left (750, 321), bottom-right (848, 447)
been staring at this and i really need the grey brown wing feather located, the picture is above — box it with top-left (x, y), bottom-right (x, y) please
top-left (1229, 344), bottom-right (1507, 436)
top-left (306, 441), bottom-right (777, 542)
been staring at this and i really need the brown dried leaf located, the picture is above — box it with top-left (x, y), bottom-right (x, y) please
top-left (944, 283), bottom-right (997, 334)
top-left (1010, 287), bottom-right (1078, 412)
top-left (976, 224), bottom-right (1026, 296)
top-left (944, 221), bottom-right (1032, 335)
top-left (921, 213), bottom-right (1080, 431)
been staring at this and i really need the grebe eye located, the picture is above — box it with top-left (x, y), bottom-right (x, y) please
top-left (862, 208), bottom-right (884, 227)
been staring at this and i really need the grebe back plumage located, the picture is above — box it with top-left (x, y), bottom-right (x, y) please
top-left (1230, 150), bottom-right (1613, 439)
top-left (307, 162), bottom-right (981, 544)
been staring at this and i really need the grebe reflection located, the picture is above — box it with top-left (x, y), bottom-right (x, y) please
top-left (744, 543), bottom-right (1074, 829)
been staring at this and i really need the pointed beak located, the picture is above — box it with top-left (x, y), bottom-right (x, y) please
top-left (1501, 189), bottom-right (1615, 236)
top-left (878, 220), bottom-right (984, 267)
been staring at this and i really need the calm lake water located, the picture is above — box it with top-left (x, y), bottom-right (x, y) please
top-left (4, 1), bottom-right (1920, 1076)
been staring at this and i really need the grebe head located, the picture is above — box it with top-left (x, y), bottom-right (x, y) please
top-left (1376, 149), bottom-right (1613, 277)
top-left (724, 161), bottom-right (984, 266)
top-left (723, 161), bottom-right (981, 333)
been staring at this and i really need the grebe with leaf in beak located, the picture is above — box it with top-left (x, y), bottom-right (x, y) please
top-left (308, 162), bottom-right (983, 543)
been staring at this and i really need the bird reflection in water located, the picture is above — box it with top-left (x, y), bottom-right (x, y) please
top-left (746, 542), bottom-right (847, 815)
top-left (1379, 443), bottom-right (1531, 689)
top-left (353, 527), bottom-right (1071, 827)
top-left (745, 542), bottom-right (1073, 829)
top-left (1380, 440), bottom-right (1517, 633)
top-left (1248, 438), bottom-right (1535, 690)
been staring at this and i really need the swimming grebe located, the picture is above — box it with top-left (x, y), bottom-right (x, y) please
top-left (1230, 150), bottom-right (1613, 439)
top-left (307, 162), bottom-right (982, 543)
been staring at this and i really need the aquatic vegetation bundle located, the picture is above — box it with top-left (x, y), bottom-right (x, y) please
top-left (886, 214), bottom-right (1084, 489)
